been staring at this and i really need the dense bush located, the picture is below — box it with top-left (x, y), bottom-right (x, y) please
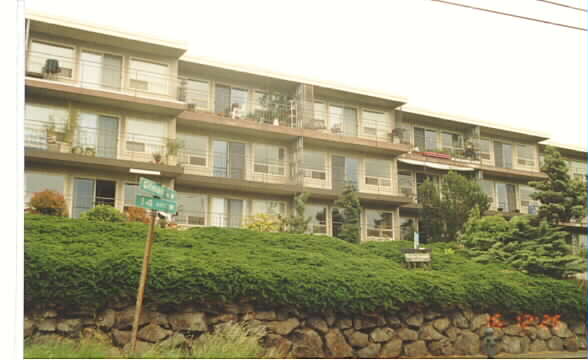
top-left (29, 190), bottom-right (68, 217)
top-left (245, 214), bottom-right (281, 232)
top-left (80, 205), bottom-right (126, 222)
top-left (125, 206), bottom-right (150, 224)
top-left (24, 214), bottom-right (586, 319)
top-left (460, 211), bottom-right (586, 279)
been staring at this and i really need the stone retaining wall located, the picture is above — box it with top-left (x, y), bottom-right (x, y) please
top-left (24, 302), bottom-right (587, 358)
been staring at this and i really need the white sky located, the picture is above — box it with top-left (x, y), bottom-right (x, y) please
top-left (25, 0), bottom-right (587, 149)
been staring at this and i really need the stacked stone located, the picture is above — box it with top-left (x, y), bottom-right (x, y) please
top-left (24, 302), bottom-right (587, 358)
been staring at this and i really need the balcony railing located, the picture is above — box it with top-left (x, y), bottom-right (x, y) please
top-left (178, 148), bottom-right (297, 185)
top-left (25, 119), bottom-right (173, 165)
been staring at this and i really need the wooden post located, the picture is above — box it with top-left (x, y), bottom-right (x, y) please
top-left (129, 210), bottom-right (157, 353)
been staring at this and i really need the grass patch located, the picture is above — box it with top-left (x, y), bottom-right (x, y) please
top-left (24, 338), bottom-right (116, 359)
top-left (24, 214), bottom-right (587, 318)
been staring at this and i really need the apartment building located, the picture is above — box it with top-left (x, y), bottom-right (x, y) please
top-left (23, 12), bottom-right (587, 247)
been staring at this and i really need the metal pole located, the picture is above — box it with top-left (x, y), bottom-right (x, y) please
top-left (130, 209), bottom-right (157, 352)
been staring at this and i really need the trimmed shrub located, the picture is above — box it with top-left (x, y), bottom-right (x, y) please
top-left (24, 214), bottom-right (586, 319)
top-left (80, 205), bottom-right (126, 222)
top-left (29, 190), bottom-right (68, 216)
top-left (125, 206), bottom-right (150, 224)
top-left (245, 213), bottom-right (281, 232)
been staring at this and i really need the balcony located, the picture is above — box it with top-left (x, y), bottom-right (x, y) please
top-left (24, 120), bottom-right (182, 175)
top-left (26, 51), bottom-right (185, 113)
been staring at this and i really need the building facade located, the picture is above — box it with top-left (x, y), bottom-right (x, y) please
top-left (23, 12), bottom-right (587, 248)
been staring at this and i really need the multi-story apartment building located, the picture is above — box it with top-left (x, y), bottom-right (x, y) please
top-left (23, 12), bottom-right (587, 248)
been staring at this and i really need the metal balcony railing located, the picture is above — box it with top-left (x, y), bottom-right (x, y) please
top-left (24, 119), bottom-right (172, 164)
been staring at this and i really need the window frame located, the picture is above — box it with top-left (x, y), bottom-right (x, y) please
top-left (127, 57), bottom-right (170, 96)
top-left (303, 150), bottom-right (327, 181)
top-left (179, 77), bottom-right (211, 111)
top-left (253, 144), bottom-right (287, 177)
top-left (79, 47), bottom-right (124, 91)
top-left (361, 108), bottom-right (390, 140)
top-left (365, 209), bottom-right (395, 240)
top-left (27, 39), bottom-right (76, 80)
top-left (364, 158), bottom-right (392, 188)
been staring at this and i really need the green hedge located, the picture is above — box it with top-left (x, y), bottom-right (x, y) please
top-left (24, 215), bottom-right (586, 317)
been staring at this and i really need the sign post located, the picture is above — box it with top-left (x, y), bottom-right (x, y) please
top-left (129, 178), bottom-right (176, 353)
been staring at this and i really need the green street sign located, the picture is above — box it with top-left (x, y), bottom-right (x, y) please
top-left (139, 177), bottom-right (176, 201)
top-left (135, 195), bottom-right (177, 214)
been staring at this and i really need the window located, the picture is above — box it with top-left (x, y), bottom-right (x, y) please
top-left (254, 144), bottom-right (286, 176)
top-left (332, 155), bottom-right (359, 191)
top-left (495, 182), bottom-right (517, 212)
top-left (72, 178), bottom-right (116, 218)
top-left (517, 144), bottom-right (536, 168)
top-left (126, 117), bottom-right (167, 155)
top-left (303, 151), bottom-right (326, 180)
top-left (177, 133), bottom-right (208, 166)
top-left (494, 142), bottom-right (513, 169)
top-left (128, 59), bottom-right (169, 95)
top-left (80, 51), bottom-right (122, 90)
top-left (362, 110), bottom-right (390, 140)
top-left (398, 171), bottom-right (414, 197)
top-left (251, 200), bottom-right (286, 217)
top-left (441, 132), bottom-right (464, 154)
top-left (180, 79), bottom-right (209, 110)
top-left (214, 85), bottom-right (249, 118)
top-left (519, 185), bottom-right (539, 215)
top-left (480, 180), bottom-right (495, 207)
top-left (416, 173), bottom-right (439, 201)
top-left (365, 159), bottom-right (391, 187)
top-left (328, 105), bottom-right (357, 137)
top-left (306, 204), bottom-right (327, 234)
top-left (253, 92), bottom-right (289, 125)
top-left (176, 192), bottom-right (207, 226)
top-left (572, 233), bottom-right (588, 255)
top-left (77, 112), bottom-right (119, 158)
top-left (25, 172), bottom-right (65, 206)
top-left (312, 102), bottom-right (327, 129)
top-left (24, 103), bottom-right (69, 149)
top-left (212, 141), bottom-right (246, 179)
top-left (414, 127), bottom-right (438, 152)
top-left (569, 160), bottom-right (587, 182)
top-left (479, 139), bottom-right (492, 161)
top-left (210, 197), bottom-right (244, 228)
top-left (28, 41), bottom-right (74, 78)
top-left (366, 210), bottom-right (394, 239)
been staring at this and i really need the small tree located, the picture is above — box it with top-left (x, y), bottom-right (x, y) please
top-left (418, 171), bottom-right (490, 242)
top-left (281, 192), bottom-right (311, 233)
top-left (29, 190), bottom-right (68, 217)
top-left (529, 146), bottom-right (587, 225)
top-left (333, 183), bottom-right (361, 244)
top-left (246, 214), bottom-right (281, 232)
top-left (80, 205), bottom-right (126, 222)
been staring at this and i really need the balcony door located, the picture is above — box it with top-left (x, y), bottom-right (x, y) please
top-left (72, 178), bottom-right (116, 218)
top-left (80, 51), bottom-right (122, 90)
top-left (210, 197), bottom-right (244, 228)
top-left (77, 113), bottom-right (119, 158)
top-left (332, 155), bottom-right (359, 192)
top-left (212, 140), bottom-right (246, 179)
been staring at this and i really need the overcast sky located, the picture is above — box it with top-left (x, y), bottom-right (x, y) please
top-left (25, 0), bottom-right (587, 149)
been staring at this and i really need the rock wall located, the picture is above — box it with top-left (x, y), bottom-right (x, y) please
top-left (24, 302), bottom-right (587, 358)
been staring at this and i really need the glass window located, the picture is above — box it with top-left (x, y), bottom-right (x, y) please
top-left (517, 144), bottom-right (535, 167)
top-left (254, 144), bottom-right (286, 176)
top-left (494, 142), bottom-right (513, 169)
top-left (400, 216), bottom-right (417, 241)
top-left (80, 51), bottom-right (122, 90)
top-left (72, 178), bottom-right (116, 218)
top-left (177, 133), bottom-right (208, 166)
top-left (210, 197), bottom-right (243, 228)
top-left (496, 182), bottom-right (516, 212)
top-left (332, 156), bottom-right (359, 191)
top-left (479, 139), bottom-right (492, 160)
top-left (181, 79), bottom-right (209, 110)
top-left (303, 151), bottom-right (326, 180)
top-left (519, 185), bottom-right (539, 214)
top-left (366, 210), bottom-right (394, 239)
top-left (28, 41), bottom-right (74, 77)
top-left (415, 128), bottom-right (438, 151)
top-left (365, 159), bottom-right (391, 187)
top-left (25, 172), bottom-right (65, 206)
top-left (442, 132), bottom-right (464, 152)
top-left (480, 180), bottom-right (495, 206)
top-left (24, 103), bottom-right (70, 149)
top-left (176, 192), bottom-right (207, 226)
top-left (128, 59), bottom-right (169, 95)
top-left (126, 117), bottom-right (167, 154)
top-left (329, 105), bottom-right (357, 137)
top-left (123, 183), bottom-right (151, 208)
top-left (398, 171), bottom-right (414, 197)
top-left (313, 102), bottom-right (327, 126)
top-left (362, 110), bottom-right (389, 139)
top-left (306, 204), bottom-right (327, 234)
top-left (77, 113), bottom-right (119, 159)
top-left (569, 160), bottom-right (587, 182)
top-left (230, 88), bottom-right (249, 118)
top-left (251, 200), bottom-right (286, 217)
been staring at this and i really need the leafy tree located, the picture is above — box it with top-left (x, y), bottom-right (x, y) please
top-left (333, 183), bottom-right (361, 243)
top-left (529, 146), bottom-right (587, 225)
top-left (460, 212), bottom-right (585, 279)
top-left (281, 192), bottom-right (311, 233)
top-left (418, 171), bottom-right (491, 242)
top-left (80, 205), bottom-right (126, 222)
top-left (246, 213), bottom-right (281, 232)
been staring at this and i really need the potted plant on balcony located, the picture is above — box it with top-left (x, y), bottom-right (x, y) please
top-left (166, 138), bottom-right (184, 165)
top-left (84, 146), bottom-right (96, 157)
top-left (390, 128), bottom-right (406, 144)
top-left (152, 152), bottom-right (162, 164)
top-left (464, 140), bottom-right (477, 160)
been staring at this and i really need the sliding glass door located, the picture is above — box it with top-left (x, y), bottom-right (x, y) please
top-left (72, 178), bottom-right (116, 218)
top-left (77, 113), bottom-right (119, 158)
top-left (331, 155), bottom-right (359, 192)
top-left (80, 51), bottom-right (122, 90)
top-left (212, 141), bottom-right (246, 179)
top-left (210, 197), bottom-right (244, 228)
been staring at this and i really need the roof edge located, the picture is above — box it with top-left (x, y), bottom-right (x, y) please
top-left (180, 55), bottom-right (408, 105)
top-left (26, 10), bottom-right (189, 51)
top-left (540, 141), bottom-right (587, 154)
top-left (401, 105), bottom-right (550, 140)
